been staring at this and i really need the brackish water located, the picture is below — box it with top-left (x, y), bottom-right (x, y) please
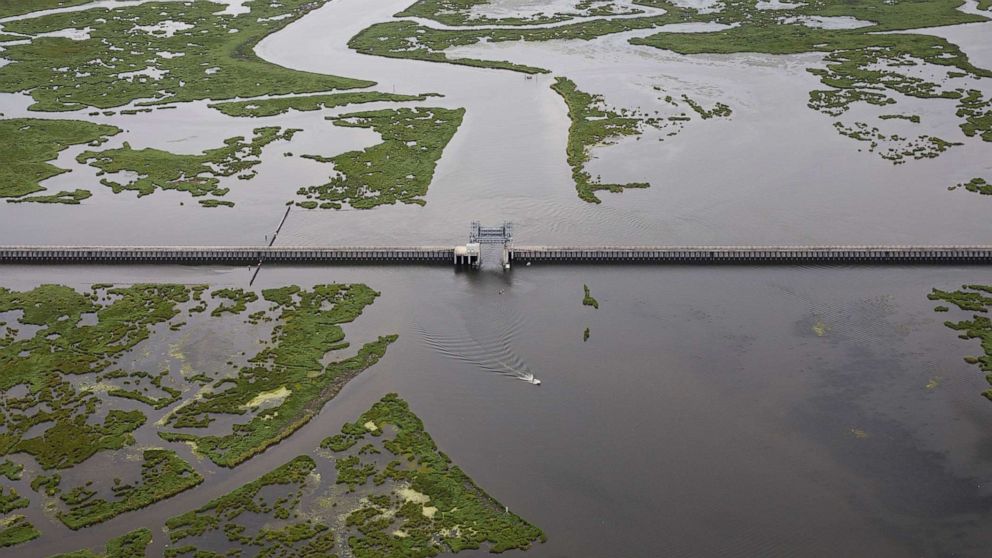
top-left (5, 265), bottom-right (992, 557)
top-left (3, 0), bottom-right (992, 556)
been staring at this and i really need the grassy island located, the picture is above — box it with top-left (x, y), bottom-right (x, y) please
top-left (58, 449), bottom-right (202, 530)
top-left (294, 107), bottom-right (465, 209)
top-left (210, 92), bottom-right (441, 118)
top-left (78, 127), bottom-right (299, 206)
top-left (164, 394), bottom-right (544, 557)
top-left (583, 284), bottom-right (600, 309)
top-left (929, 285), bottom-right (992, 401)
top-left (0, 119), bottom-right (120, 203)
top-left (552, 78), bottom-right (648, 203)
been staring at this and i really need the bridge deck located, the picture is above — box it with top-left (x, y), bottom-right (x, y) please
top-left (1, 245), bottom-right (992, 265)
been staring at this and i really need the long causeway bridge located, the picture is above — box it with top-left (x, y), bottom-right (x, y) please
top-left (3, 245), bottom-right (992, 266)
top-left (3, 221), bottom-right (991, 267)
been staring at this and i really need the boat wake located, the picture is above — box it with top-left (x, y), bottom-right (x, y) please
top-left (415, 309), bottom-right (541, 385)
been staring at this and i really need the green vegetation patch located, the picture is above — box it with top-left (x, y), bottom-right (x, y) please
top-left (348, 0), bottom-right (698, 74)
top-left (951, 177), bottom-right (992, 195)
top-left (209, 288), bottom-right (258, 317)
top-left (0, 0), bottom-right (374, 112)
top-left (160, 284), bottom-right (397, 467)
top-left (0, 480), bottom-right (37, 547)
top-left (551, 77), bottom-right (649, 203)
top-left (395, 0), bottom-right (641, 26)
top-left (209, 92), bottom-right (441, 118)
top-left (164, 394), bottom-right (544, 557)
top-left (357, 0), bottom-right (992, 165)
top-left (49, 528), bottom-right (152, 558)
top-left (0, 461), bottom-right (22, 481)
top-left (77, 127), bottom-right (298, 205)
top-left (929, 285), bottom-right (992, 401)
top-left (628, 1), bottom-right (992, 157)
top-left (348, 21), bottom-right (554, 75)
top-left (7, 189), bottom-right (93, 204)
top-left (832, 121), bottom-right (960, 164)
top-left (0, 515), bottom-right (40, 548)
top-left (0, 284), bottom-right (199, 470)
top-left (106, 370), bottom-right (182, 410)
top-left (0, 486), bottom-right (29, 515)
top-left (0, 0), bottom-right (91, 19)
top-left (582, 284), bottom-right (599, 309)
top-left (295, 107), bottom-right (464, 209)
top-left (682, 94), bottom-right (732, 119)
top-left (324, 394), bottom-right (545, 555)
top-left (0, 118), bottom-right (119, 202)
top-left (165, 455), bottom-right (327, 556)
top-left (58, 449), bottom-right (202, 529)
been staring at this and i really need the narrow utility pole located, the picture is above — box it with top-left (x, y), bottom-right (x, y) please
top-left (250, 206), bottom-right (292, 286)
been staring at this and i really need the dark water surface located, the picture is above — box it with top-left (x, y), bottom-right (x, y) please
top-left (4, 264), bottom-right (992, 557)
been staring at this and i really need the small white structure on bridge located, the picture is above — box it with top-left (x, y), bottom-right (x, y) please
top-left (453, 243), bottom-right (480, 267)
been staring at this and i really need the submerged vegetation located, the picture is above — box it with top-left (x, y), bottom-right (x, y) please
top-left (78, 127), bottom-right (299, 206)
top-left (294, 107), bottom-right (465, 209)
top-left (0, 284), bottom-right (195, 470)
top-left (0, 0), bottom-right (373, 112)
top-left (929, 285), bottom-right (992, 401)
top-left (551, 77), bottom-right (648, 203)
top-left (0, 282), bottom-right (394, 549)
top-left (164, 394), bottom-right (544, 557)
top-left (0, 119), bottom-right (119, 203)
top-left (58, 449), bottom-right (202, 529)
top-left (159, 284), bottom-right (397, 467)
top-left (164, 455), bottom-right (324, 556)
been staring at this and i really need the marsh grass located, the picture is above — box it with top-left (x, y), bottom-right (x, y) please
top-left (0, 119), bottom-right (119, 202)
top-left (551, 78), bottom-right (648, 203)
top-left (210, 92), bottom-right (441, 118)
top-left (295, 107), bottom-right (464, 209)
top-left (0, 0), bottom-right (374, 112)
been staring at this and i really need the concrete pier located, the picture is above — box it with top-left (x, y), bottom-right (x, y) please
top-left (2, 245), bottom-right (992, 265)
